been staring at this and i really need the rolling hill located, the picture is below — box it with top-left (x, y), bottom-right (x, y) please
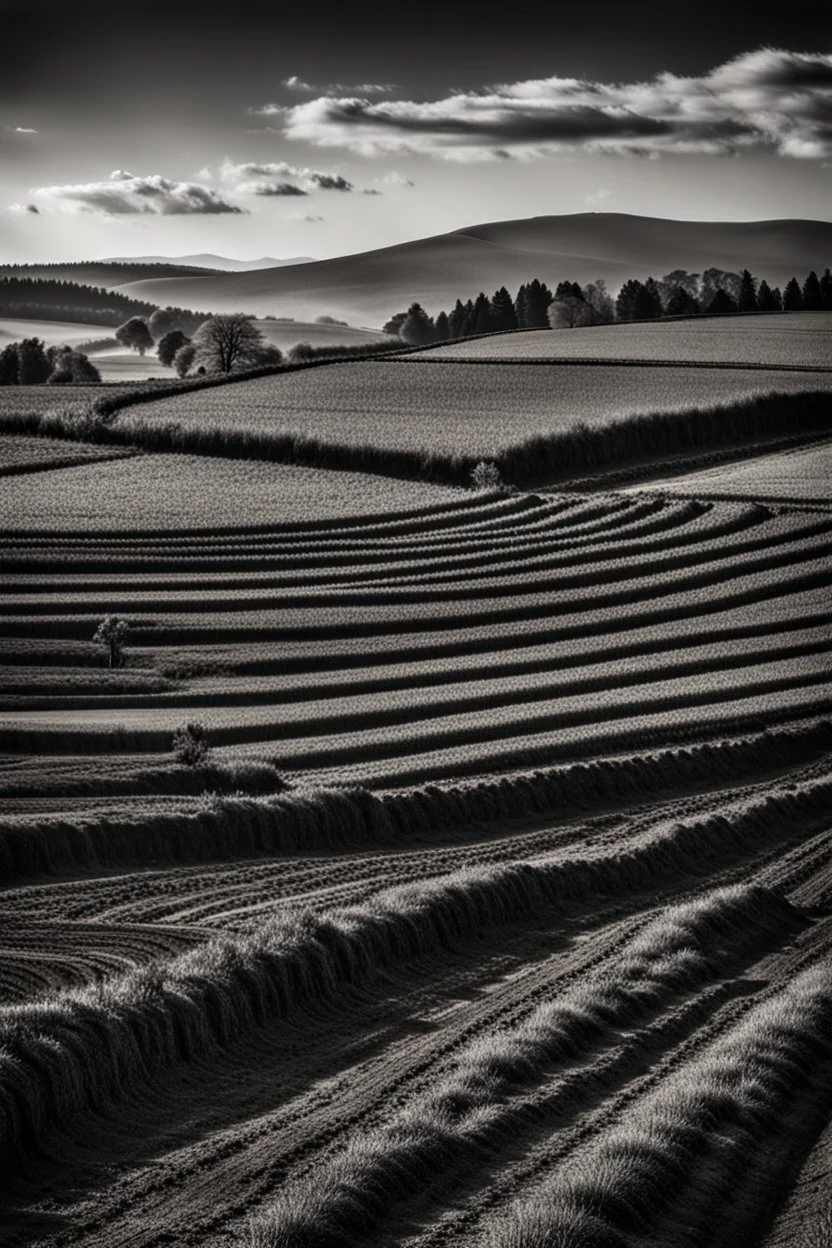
top-left (104, 254), bottom-right (317, 271)
top-left (112, 213), bottom-right (832, 328)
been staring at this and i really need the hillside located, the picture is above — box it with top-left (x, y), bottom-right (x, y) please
top-left (0, 261), bottom-right (223, 286)
top-left (104, 254), bottom-right (317, 272)
top-left (112, 213), bottom-right (832, 327)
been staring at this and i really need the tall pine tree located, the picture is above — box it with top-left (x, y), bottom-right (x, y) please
top-left (490, 286), bottom-right (517, 331)
top-left (783, 278), bottom-right (803, 311)
top-left (737, 270), bottom-right (758, 313)
top-left (820, 269), bottom-right (832, 311)
top-left (802, 271), bottom-right (823, 311)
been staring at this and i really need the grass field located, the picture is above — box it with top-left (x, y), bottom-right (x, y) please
top-left (412, 310), bottom-right (832, 367)
top-left (1, 324), bottom-right (830, 1247)
top-left (115, 359), bottom-right (832, 461)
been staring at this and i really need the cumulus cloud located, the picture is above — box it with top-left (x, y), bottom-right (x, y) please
top-left (7, 125), bottom-right (38, 134)
top-left (31, 170), bottom-right (244, 215)
top-left (282, 76), bottom-right (395, 95)
top-left (221, 160), bottom-right (353, 195)
top-left (381, 170), bottom-right (416, 186)
top-left (8, 202), bottom-right (39, 214)
top-left (277, 48), bottom-right (832, 161)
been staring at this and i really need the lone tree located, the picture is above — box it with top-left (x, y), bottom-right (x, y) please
top-left (158, 329), bottom-right (191, 368)
top-left (94, 615), bottom-right (129, 668)
top-left (115, 317), bottom-right (153, 356)
top-left (173, 721), bottom-right (210, 766)
top-left (192, 314), bottom-right (266, 373)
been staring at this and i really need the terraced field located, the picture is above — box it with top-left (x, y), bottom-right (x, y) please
top-left (1, 403), bottom-right (830, 1245)
top-left (637, 437), bottom-right (832, 505)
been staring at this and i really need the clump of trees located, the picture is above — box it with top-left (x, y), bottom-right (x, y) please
top-left (383, 265), bottom-right (832, 343)
top-left (157, 329), bottom-right (191, 368)
top-left (161, 314), bottom-right (284, 376)
top-left (0, 337), bottom-right (100, 385)
top-left (0, 278), bottom-right (211, 333)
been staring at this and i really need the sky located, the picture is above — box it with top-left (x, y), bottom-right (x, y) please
top-left (1, 0), bottom-right (830, 263)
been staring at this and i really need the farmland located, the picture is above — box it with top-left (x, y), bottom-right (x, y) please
top-left (412, 310), bottom-right (832, 367)
top-left (1, 327), bottom-right (831, 1246)
top-left (116, 358), bottom-right (832, 462)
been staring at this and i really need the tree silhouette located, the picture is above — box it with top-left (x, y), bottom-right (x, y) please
top-left (115, 317), bottom-right (153, 355)
top-left (783, 278), bottom-right (803, 312)
top-left (193, 314), bottom-right (266, 372)
top-left (448, 300), bottom-right (467, 339)
top-left (802, 271), bottom-right (823, 311)
top-left (434, 310), bottom-right (450, 341)
top-left (158, 330), bottom-right (190, 368)
top-left (490, 286), bottom-right (517, 331)
top-left (471, 292), bottom-right (493, 335)
top-left (706, 288), bottom-right (738, 315)
top-left (94, 616), bottom-right (129, 668)
top-left (665, 286), bottom-right (699, 317)
top-left (820, 269), bottom-right (832, 311)
top-left (737, 270), bottom-right (758, 313)
top-left (398, 302), bottom-right (435, 345)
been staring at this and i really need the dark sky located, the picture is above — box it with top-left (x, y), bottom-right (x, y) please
top-left (4, 0), bottom-right (828, 120)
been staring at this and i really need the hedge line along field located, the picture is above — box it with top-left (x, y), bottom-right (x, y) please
top-left (409, 310), bottom-right (832, 367)
top-left (1, 437), bottom-right (831, 1244)
top-left (112, 359), bottom-right (832, 463)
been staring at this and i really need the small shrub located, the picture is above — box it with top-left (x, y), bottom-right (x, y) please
top-left (93, 615), bottom-right (129, 668)
top-left (471, 459), bottom-right (504, 491)
top-left (173, 721), bottom-right (210, 766)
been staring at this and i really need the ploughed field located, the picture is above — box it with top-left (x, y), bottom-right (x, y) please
top-left (1, 435), bottom-right (831, 1246)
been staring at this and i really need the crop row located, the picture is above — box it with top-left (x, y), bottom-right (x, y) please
top-left (2, 775), bottom-right (828, 1171)
top-left (248, 885), bottom-right (808, 1248)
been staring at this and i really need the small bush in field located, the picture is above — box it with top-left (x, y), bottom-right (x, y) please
top-left (93, 615), bottom-right (129, 668)
top-left (471, 460), bottom-right (504, 491)
top-left (173, 721), bottom-right (210, 766)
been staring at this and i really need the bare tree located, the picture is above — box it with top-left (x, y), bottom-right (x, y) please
top-left (192, 314), bottom-right (266, 374)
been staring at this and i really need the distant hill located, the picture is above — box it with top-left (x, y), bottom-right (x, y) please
top-left (111, 213), bottom-right (832, 328)
top-left (104, 254), bottom-right (317, 272)
top-left (0, 261), bottom-right (223, 286)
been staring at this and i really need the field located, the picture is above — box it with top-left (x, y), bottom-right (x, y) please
top-left (634, 437), bottom-right (832, 503)
top-left (115, 359), bottom-right (832, 462)
top-left (413, 311), bottom-right (832, 368)
top-left (1, 319), bottom-right (831, 1247)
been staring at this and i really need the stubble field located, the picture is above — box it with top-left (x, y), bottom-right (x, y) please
top-left (1, 314), bottom-right (831, 1248)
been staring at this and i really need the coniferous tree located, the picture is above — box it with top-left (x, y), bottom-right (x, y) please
top-left (460, 298), bottom-right (475, 337)
top-left (756, 280), bottom-right (777, 312)
top-left (616, 279), bottom-right (643, 322)
top-left (448, 299), bottom-right (467, 339)
top-left (737, 269), bottom-right (758, 313)
top-left (514, 284), bottom-right (529, 328)
top-left (471, 291), bottom-right (494, 335)
top-left (434, 310), bottom-right (450, 341)
top-left (665, 286), bottom-right (699, 317)
top-left (634, 279), bottom-right (662, 320)
top-left (770, 287), bottom-right (783, 312)
top-left (783, 278), bottom-right (803, 311)
top-left (820, 269), bottom-right (832, 311)
top-left (706, 288), bottom-right (738, 315)
top-left (524, 279), bottom-right (553, 328)
top-left (490, 286), bottom-right (517, 331)
top-left (802, 270), bottom-right (823, 311)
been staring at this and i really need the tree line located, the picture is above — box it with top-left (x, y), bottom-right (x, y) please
top-left (0, 278), bottom-right (211, 335)
top-left (385, 267), bottom-right (832, 344)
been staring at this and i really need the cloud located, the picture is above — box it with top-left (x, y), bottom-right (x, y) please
top-left (8, 202), bottom-right (40, 214)
top-left (363, 188), bottom-right (383, 195)
top-left (584, 188), bottom-right (611, 207)
top-left (277, 48), bottom-right (832, 161)
top-left (291, 212), bottom-right (325, 222)
top-left (31, 170), bottom-right (244, 215)
top-left (221, 160), bottom-right (353, 194)
top-left (6, 125), bottom-right (38, 135)
top-left (282, 76), bottom-right (395, 95)
top-left (380, 170), bottom-right (415, 186)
